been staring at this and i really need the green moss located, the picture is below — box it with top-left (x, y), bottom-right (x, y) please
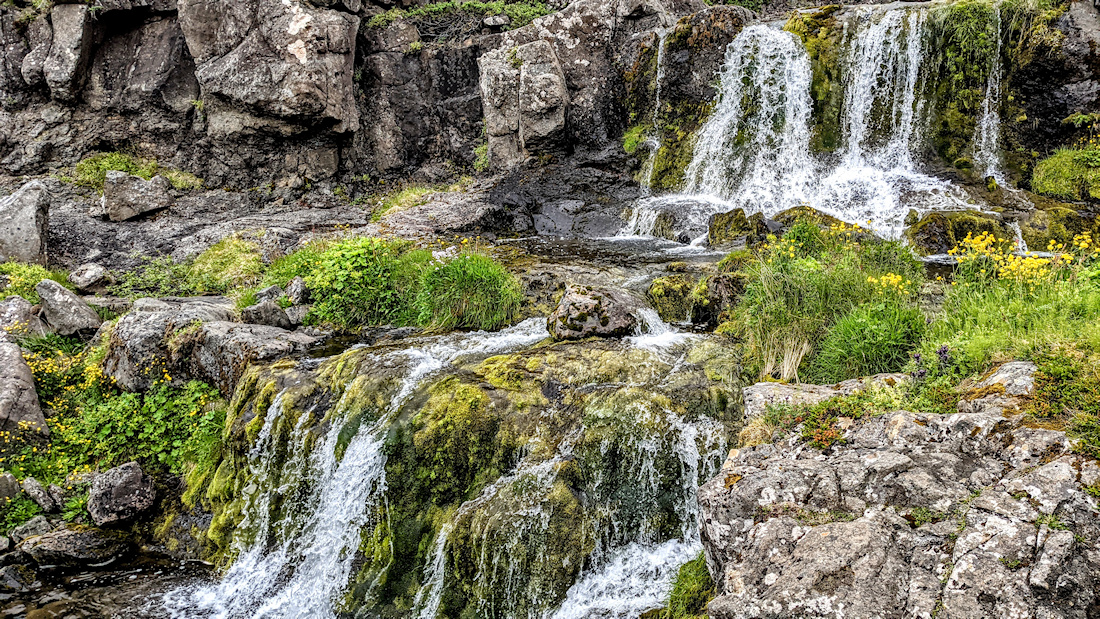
top-left (1019, 205), bottom-right (1097, 249)
top-left (784, 6), bottom-right (844, 152)
top-left (1032, 148), bottom-right (1100, 201)
top-left (648, 274), bottom-right (696, 322)
top-left (187, 235), bottom-right (265, 295)
top-left (73, 152), bottom-right (202, 192)
top-left (623, 124), bottom-right (649, 156)
top-left (904, 211), bottom-right (1013, 255)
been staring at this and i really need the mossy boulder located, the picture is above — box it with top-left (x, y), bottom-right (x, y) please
top-left (648, 274), bottom-right (696, 322)
top-left (1018, 204), bottom-right (1099, 250)
top-left (1032, 148), bottom-right (1100, 202)
top-left (707, 209), bottom-right (770, 247)
top-left (772, 205), bottom-right (844, 229)
top-left (547, 285), bottom-right (643, 340)
top-left (784, 5), bottom-right (844, 152)
top-left (905, 211), bottom-right (1013, 255)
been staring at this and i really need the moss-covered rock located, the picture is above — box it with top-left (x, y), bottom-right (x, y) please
top-left (1018, 204), bottom-right (1098, 249)
top-left (904, 211), bottom-right (1013, 255)
top-left (772, 205), bottom-right (844, 229)
top-left (649, 275), bottom-right (696, 323)
top-left (707, 208), bottom-right (770, 247)
top-left (1032, 148), bottom-right (1100, 202)
top-left (784, 5), bottom-right (844, 153)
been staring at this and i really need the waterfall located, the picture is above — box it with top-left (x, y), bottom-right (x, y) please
top-left (625, 5), bottom-right (983, 240)
top-left (639, 28), bottom-right (672, 195)
top-left (972, 6), bottom-right (1005, 183)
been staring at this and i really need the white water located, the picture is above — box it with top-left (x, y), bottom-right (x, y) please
top-left (973, 6), bottom-right (1005, 183)
top-left (638, 28), bottom-right (672, 196)
top-left (625, 6), bottom-right (983, 241)
top-left (162, 319), bottom-right (550, 619)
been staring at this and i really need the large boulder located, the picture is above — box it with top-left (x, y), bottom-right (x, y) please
top-left (177, 0), bottom-right (360, 133)
top-left (0, 181), bottom-right (50, 264)
top-left (101, 172), bottom-right (173, 222)
top-left (699, 380), bottom-right (1098, 618)
top-left (42, 4), bottom-right (95, 102)
top-left (35, 280), bottom-right (101, 336)
top-left (18, 525), bottom-right (131, 566)
top-left (241, 300), bottom-right (292, 329)
top-left (905, 210), bottom-right (1013, 256)
top-left (0, 340), bottom-right (48, 436)
top-left (189, 322), bottom-right (317, 395)
top-left (87, 462), bottom-right (155, 526)
top-left (0, 296), bottom-right (48, 338)
top-left (547, 285), bottom-right (642, 340)
top-left (103, 298), bottom-right (234, 392)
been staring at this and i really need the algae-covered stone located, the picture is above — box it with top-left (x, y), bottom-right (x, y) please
top-left (1018, 205), bottom-right (1097, 249)
top-left (772, 205), bottom-right (845, 229)
top-left (547, 285), bottom-right (642, 340)
top-left (648, 275), bottom-right (696, 323)
top-left (905, 211), bottom-right (1013, 255)
top-left (707, 209), bottom-right (771, 247)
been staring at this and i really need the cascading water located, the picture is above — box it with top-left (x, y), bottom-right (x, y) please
top-left (636, 28), bottom-right (672, 198)
top-left (972, 6), bottom-right (1005, 183)
top-left (624, 5), bottom-right (987, 241)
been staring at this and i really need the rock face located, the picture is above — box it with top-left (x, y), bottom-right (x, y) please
top-left (699, 366), bottom-right (1100, 619)
top-left (240, 300), bottom-right (292, 329)
top-left (101, 172), bottom-right (173, 222)
top-left (0, 181), bottom-right (49, 264)
top-left (19, 526), bottom-right (131, 566)
top-left (35, 279), bottom-right (101, 336)
top-left (42, 4), bottom-right (95, 102)
top-left (0, 339), bottom-right (48, 436)
top-left (547, 285), bottom-right (642, 340)
top-left (88, 462), bottom-right (155, 526)
top-left (190, 321), bottom-right (316, 394)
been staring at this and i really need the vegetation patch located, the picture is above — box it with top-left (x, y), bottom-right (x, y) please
top-left (1032, 147), bottom-right (1100, 201)
top-left (662, 552), bottom-right (715, 619)
top-left (416, 252), bottom-right (522, 331)
top-left (187, 235), bottom-right (265, 295)
top-left (74, 152), bottom-right (202, 192)
top-left (0, 262), bottom-right (71, 303)
top-left (366, 0), bottom-right (552, 38)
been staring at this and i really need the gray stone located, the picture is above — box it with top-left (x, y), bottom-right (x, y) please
top-left (10, 516), bottom-right (54, 544)
top-left (547, 285), bottom-right (641, 340)
top-left (0, 296), bottom-right (49, 338)
top-left (0, 564), bottom-right (35, 592)
top-left (0, 181), bottom-right (50, 264)
top-left (42, 4), bottom-right (95, 101)
top-left (20, 478), bottom-right (56, 513)
top-left (0, 474), bottom-right (20, 501)
top-left (240, 300), bottom-right (291, 329)
top-left (285, 304), bottom-right (310, 326)
top-left (35, 280), bottom-right (101, 336)
top-left (0, 340), bottom-right (48, 436)
top-left (285, 276), bottom-right (309, 304)
top-left (87, 462), bottom-right (155, 526)
top-left (47, 484), bottom-right (66, 511)
top-left (20, 17), bottom-right (52, 89)
top-left (958, 360), bottom-right (1038, 416)
top-left (742, 382), bottom-right (843, 422)
top-left (483, 14), bottom-right (511, 28)
top-left (101, 172), bottom-right (173, 222)
top-left (68, 263), bottom-right (110, 293)
top-left (18, 526), bottom-right (130, 566)
top-left (191, 321), bottom-right (317, 395)
top-left (254, 285), bottom-right (284, 304)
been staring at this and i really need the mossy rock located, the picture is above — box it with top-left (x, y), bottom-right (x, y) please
top-left (648, 275), bottom-right (696, 322)
top-left (784, 6), bottom-right (844, 152)
top-left (772, 205), bottom-right (844, 229)
top-left (904, 211), bottom-right (1013, 255)
top-left (1018, 205), bottom-right (1098, 250)
top-left (707, 209), bottom-right (769, 247)
top-left (1032, 148), bottom-right (1100, 202)
top-left (689, 272), bottom-right (746, 330)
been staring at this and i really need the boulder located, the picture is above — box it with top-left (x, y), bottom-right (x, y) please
top-left (42, 4), bottom-right (95, 102)
top-left (10, 516), bottom-right (55, 544)
top-left (285, 305), bottom-right (310, 326)
top-left (0, 474), bottom-right (20, 501)
top-left (285, 276), bottom-right (309, 304)
top-left (190, 322), bottom-right (317, 395)
top-left (707, 209), bottom-right (773, 247)
top-left (254, 285), bottom-right (285, 304)
top-left (905, 210), bottom-right (1013, 256)
top-left (0, 564), bottom-right (35, 592)
top-left (547, 285), bottom-right (642, 340)
top-left (18, 526), bottom-right (130, 567)
top-left (0, 296), bottom-right (49, 338)
top-left (19, 17), bottom-right (52, 89)
top-left (87, 462), bottom-right (155, 526)
top-left (0, 340), bottom-right (48, 436)
top-left (20, 478), bottom-right (56, 513)
top-left (101, 172), bottom-right (173, 222)
top-left (67, 263), bottom-right (111, 293)
top-left (35, 280), bottom-right (101, 336)
top-left (0, 181), bottom-right (50, 264)
top-left (240, 300), bottom-right (292, 329)
top-left (103, 299), bottom-right (234, 392)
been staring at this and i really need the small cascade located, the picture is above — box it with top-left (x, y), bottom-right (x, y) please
top-left (629, 307), bottom-right (696, 351)
top-left (972, 6), bottom-right (1005, 183)
top-left (639, 28), bottom-right (671, 194)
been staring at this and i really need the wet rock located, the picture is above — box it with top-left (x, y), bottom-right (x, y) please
top-left (648, 274), bottom-right (695, 323)
top-left (10, 516), bottom-right (55, 544)
top-left (101, 172), bottom-right (173, 222)
top-left (103, 298), bottom-right (234, 392)
top-left (254, 285), bottom-right (284, 304)
top-left (905, 211), bottom-right (1013, 256)
top-left (18, 526), bottom-right (130, 567)
top-left (0, 339), bottom-right (48, 436)
top-left (35, 280), bottom-right (101, 336)
top-left (191, 322), bottom-right (317, 395)
top-left (240, 300), bottom-right (292, 329)
top-left (707, 209), bottom-right (771, 248)
top-left (0, 181), bottom-right (50, 264)
top-left (0, 564), bottom-right (36, 592)
top-left (0, 296), bottom-right (49, 338)
top-left (67, 263), bottom-right (111, 293)
top-left (1017, 205), bottom-right (1098, 250)
top-left (772, 205), bottom-right (845, 229)
top-left (699, 395), bottom-right (1100, 619)
top-left (285, 276), bottom-right (309, 305)
top-left (0, 474), bottom-right (20, 501)
top-left (88, 462), bottom-right (155, 526)
top-left (20, 478), bottom-right (56, 513)
top-left (547, 285), bottom-right (642, 340)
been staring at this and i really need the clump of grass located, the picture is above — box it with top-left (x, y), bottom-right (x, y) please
top-left (108, 256), bottom-right (194, 298)
top-left (73, 152), bottom-right (203, 192)
top-left (0, 262), bottom-right (71, 303)
top-left (1032, 147), bottom-right (1100, 201)
top-left (804, 302), bottom-right (926, 384)
top-left (187, 235), bottom-right (265, 295)
top-left (417, 252), bottom-right (522, 330)
top-left (663, 552), bottom-right (714, 619)
top-left (373, 186), bottom-right (436, 222)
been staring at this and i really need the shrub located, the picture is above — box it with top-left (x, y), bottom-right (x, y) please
top-left (416, 252), bottom-right (522, 330)
top-left (0, 262), bottom-right (70, 303)
top-left (805, 302), bottom-right (926, 383)
top-left (664, 553), bottom-right (714, 619)
top-left (187, 235), bottom-right (265, 294)
top-left (305, 238), bottom-right (430, 327)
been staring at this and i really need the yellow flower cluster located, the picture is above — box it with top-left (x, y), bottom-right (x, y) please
top-left (948, 231), bottom-right (1009, 264)
top-left (1072, 232), bottom-right (1097, 253)
top-left (998, 254), bottom-right (1053, 288)
top-left (868, 272), bottom-right (913, 295)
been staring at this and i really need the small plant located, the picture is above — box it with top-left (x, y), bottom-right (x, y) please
top-left (662, 552), bottom-right (714, 619)
top-left (507, 47), bottom-right (523, 69)
top-left (416, 252), bottom-right (523, 331)
top-left (187, 235), bottom-right (265, 295)
top-left (473, 142), bottom-right (490, 172)
top-left (406, 40), bottom-right (424, 54)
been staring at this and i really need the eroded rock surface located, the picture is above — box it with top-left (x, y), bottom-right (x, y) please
top-left (547, 284), bottom-right (642, 340)
top-left (0, 339), bottom-right (48, 436)
top-left (0, 181), bottom-right (49, 264)
top-left (88, 462), bottom-right (155, 526)
top-left (18, 525), bottom-right (131, 566)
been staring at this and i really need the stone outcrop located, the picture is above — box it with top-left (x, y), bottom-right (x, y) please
top-left (547, 284), bottom-right (642, 340)
top-left (0, 181), bottom-right (49, 264)
top-left (42, 4), bottom-right (95, 102)
top-left (100, 172), bottom-right (173, 222)
top-left (241, 300), bottom-right (292, 329)
top-left (20, 477), bottom-right (56, 513)
top-left (35, 279), bottom-right (102, 336)
top-left (699, 364), bottom-right (1100, 619)
top-left (18, 525), bottom-right (131, 566)
top-left (67, 263), bottom-right (111, 293)
top-left (0, 339), bottom-right (48, 436)
top-left (88, 461), bottom-right (155, 526)
top-left (190, 321), bottom-right (316, 395)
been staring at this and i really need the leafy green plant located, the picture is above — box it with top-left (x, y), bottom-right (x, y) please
top-left (0, 495), bottom-right (41, 534)
top-left (805, 302), bottom-right (926, 383)
top-left (416, 252), bottom-right (523, 330)
top-left (0, 262), bottom-right (71, 303)
top-left (473, 142), bottom-right (490, 172)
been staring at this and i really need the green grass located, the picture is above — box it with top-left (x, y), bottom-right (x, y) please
top-left (108, 256), bottom-right (195, 298)
top-left (73, 152), bottom-right (203, 193)
top-left (368, 0), bottom-right (552, 30)
top-left (416, 253), bottom-right (522, 330)
top-left (187, 235), bottom-right (265, 295)
top-left (0, 262), bottom-right (71, 304)
top-left (372, 186), bottom-right (436, 222)
top-left (1032, 147), bottom-right (1100, 201)
top-left (804, 302), bottom-right (926, 384)
top-left (663, 553), bottom-right (714, 619)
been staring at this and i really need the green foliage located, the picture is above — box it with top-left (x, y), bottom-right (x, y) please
top-left (1025, 352), bottom-right (1100, 457)
top-left (1032, 147), bottom-right (1100, 201)
top-left (805, 302), bottom-right (926, 383)
top-left (0, 495), bottom-right (41, 534)
top-left (763, 387), bottom-right (901, 448)
top-left (906, 507), bottom-right (948, 528)
top-left (473, 142), bottom-right (490, 172)
top-left (74, 152), bottom-right (203, 192)
top-left (18, 334), bottom-right (85, 356)
top-left (622, 124), bottom-right (648, 155)
top-left (187, 235), bottom-right (265, 295)
top-left (61, 492), bottom-right (88, 522)
top-left (367, 0), bottom-right (551, 30)
top-left (0, 262), bottom-right (71, 304)
top-left (663, 553), bottom-right (714, 619)
top-left (373, 186), bottom-right (435, 223)
top-left (108, 256), bottom-right (194, 298)
top-left (416, 253), bottom-right (522, 330)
